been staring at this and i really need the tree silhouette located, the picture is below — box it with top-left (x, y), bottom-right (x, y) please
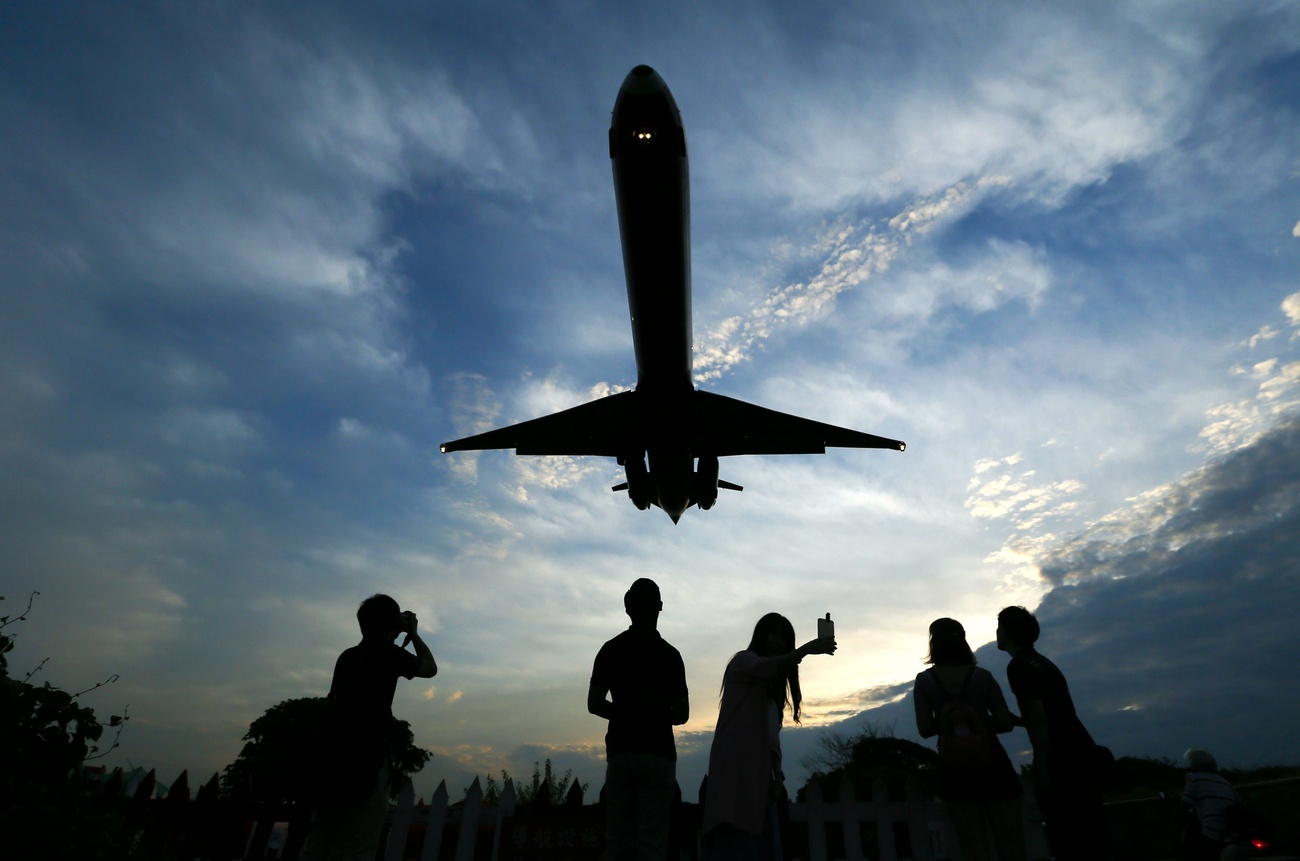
top-left (0, 593), bottom-right (137, 860)
top-left (222, 696), bottom-right (431, 802)
top-left (798, 722), bottom-right (938, 802)
top-left (478, 758), bottom-right (587, 806)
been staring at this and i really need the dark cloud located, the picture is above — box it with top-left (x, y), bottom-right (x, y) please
top-left (836, 416), bottom-right (1300, 771)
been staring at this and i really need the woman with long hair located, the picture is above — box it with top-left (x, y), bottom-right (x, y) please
top-left (913, 617), bottom-right (1026, 861)
top-left (702, 613), bottom-right (836, 861)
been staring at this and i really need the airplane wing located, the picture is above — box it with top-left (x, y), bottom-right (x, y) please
top-left (440, 390), bottom-right (640, 457)
top-left (693, 390), bottom-right (905, 456)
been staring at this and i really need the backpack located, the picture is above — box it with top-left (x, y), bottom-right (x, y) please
top-left (930, 668), bottom-right (992, 769)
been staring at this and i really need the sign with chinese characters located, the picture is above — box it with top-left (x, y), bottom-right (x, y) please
top-left (500, 811), bottom-right (604, 861)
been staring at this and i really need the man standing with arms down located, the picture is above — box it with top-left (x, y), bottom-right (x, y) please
top-left (588, 579), bottom-right (690, 861)
top-left (301, 594), bottom-right (438, 861)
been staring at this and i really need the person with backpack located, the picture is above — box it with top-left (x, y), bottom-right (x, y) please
top-left (913, 617), bottom-right (1026, 861)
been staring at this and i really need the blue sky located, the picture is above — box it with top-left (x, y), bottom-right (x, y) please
top-left (2, 1), bottom-right (1298, 801)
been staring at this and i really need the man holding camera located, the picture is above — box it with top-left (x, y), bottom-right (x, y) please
top-left (301, 594), bottom-right (438, 861)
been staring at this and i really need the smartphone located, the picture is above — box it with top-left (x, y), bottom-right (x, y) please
top-left (817, 613), bottom-right (834, 640)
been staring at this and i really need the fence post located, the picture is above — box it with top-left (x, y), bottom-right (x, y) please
top-left (455, 776), bottom-right (484, 861)
top-left (489, 778), bottom-right (518, 861)
top-left (836, 774), bottom-right (864, 861)
top-left (870, 775), bottom-right (897, 861)
top-left (385, 778), bottom-right (417, 861)
top-left (902, 773), bottom-right (933, 861)
top-left (802, 778), bottom-right (828, 861)
top-left (420, 780), bottom-right (451, 861)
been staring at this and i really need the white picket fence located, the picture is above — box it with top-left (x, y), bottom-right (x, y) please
top-left (789, 772), bottom-right (1050, 861)
top-left (238, 772), bottom-right (1049, 861)
top-left (358, 773), bottom-right (1049, 861)
top-left (372, 775), bottom-right (521, 861)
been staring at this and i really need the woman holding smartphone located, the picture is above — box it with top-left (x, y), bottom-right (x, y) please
top-left (702, 613), bottom-right (836, 861)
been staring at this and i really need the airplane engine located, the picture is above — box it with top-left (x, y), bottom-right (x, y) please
top-left (693, 454), bottom-right (720, 510)
top-left (623, 454), bottom-right (654, 510)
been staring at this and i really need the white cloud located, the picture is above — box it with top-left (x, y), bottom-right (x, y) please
top-left (694, 183), bottom-right (1048, 383)
top-left (704, 8), bottom-right (1194, 212)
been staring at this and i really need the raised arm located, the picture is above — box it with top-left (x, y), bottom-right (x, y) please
top-left (403, 613), bottom-right (437, 678)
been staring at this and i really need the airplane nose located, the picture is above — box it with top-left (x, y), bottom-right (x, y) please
top-left (619, 64), bottom-right (668, 97)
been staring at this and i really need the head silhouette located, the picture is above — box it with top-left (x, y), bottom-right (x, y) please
top-left (1184, 748), bottom-right (1218, 772)
top-left (357, 594), bottom-right (402, 639)
top-left (748, 612), bottom-right (795, 657)
top-left (997, 605), bottom-right (1040, 650)
top-left (926, 617), bottom-right (975, 666)
top-left (742, 613), bottom-right (802, 723)
top-left (624, 578), bottom-right (662, 625)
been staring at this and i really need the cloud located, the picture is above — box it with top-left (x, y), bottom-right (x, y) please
top-left (696, 4), bottom-right (1202, 213)
top-left (835, 413), bottom-right (1300, 770)
top-left (1202, 293), bottom-right (1300, 454)
top-left (694, 181), bottom-right (1046, 383)
top-left (4, 0), bottom-right (1299, 808)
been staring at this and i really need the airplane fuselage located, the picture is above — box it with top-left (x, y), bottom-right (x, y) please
top-left (610, 65), bottom-right (696, 520)
top-left (438, 66), bottom-right (904, 523)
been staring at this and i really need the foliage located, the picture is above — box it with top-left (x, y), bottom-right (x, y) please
top-left (0, 592), bottom-right (141, 860)
top-left (221, 696), bottom-right (432, 802)
top-left (479, 758), bottom-right (588, 806)
top-left (797, 721), bottom-right (938, 802)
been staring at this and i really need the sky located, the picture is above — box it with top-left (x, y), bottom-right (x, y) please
top-left (2, 1), bottom-right (1299, 802)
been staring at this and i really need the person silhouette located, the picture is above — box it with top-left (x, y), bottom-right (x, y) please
top-left (300, 594), bottom-right (437, 861)
top-left (1181, 748), bottom-right (1245, 861)
top-left (588, 579), bottom-right (689, 861)
top-left (996, 605), bottom-right (1109, 861)
top-left (702, 613), bottom-right (835, 861)
top-left (913, 618), bottom-right (1026, 861)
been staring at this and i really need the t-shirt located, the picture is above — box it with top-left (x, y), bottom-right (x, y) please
top-left (1182, 771), bottom-right (1243, 840)
top-left (1006, 649), bottom-right (1097, 776)
top-left (330, 640), bottom-right (422, 750)
top-left (590, 627), bottom-right (688, 761)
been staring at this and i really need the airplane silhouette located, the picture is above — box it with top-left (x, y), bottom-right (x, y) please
top-left (441, 65), bottom-right (904, 523)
